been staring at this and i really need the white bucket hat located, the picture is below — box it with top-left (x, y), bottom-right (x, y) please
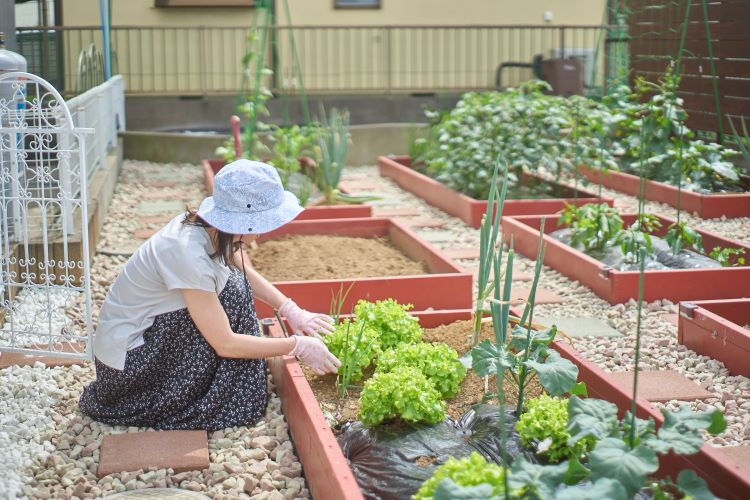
top-left (197, 159), bottom-right (303, 234)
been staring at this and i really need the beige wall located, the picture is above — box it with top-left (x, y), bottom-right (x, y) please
top-left (57, 1), bottom-right (607, 94)
top-left (63, 0), bottom-right (605, 27)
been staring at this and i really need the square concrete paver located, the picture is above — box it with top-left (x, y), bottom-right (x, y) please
top-left (609, 370), bottom-right (714, 402)
top-left (98, 430), bottom-right (209, 477)
top-left (405, 218), bottom-right (446, 229)
top-left (716, 445), bottom-right (750, 479)
top-left (137, 201), bottom-right (185, 216)
top-left (138, 215), bottom-right (175, 225)
top-left (374, 208), bottom-right (421, 217)
top-left (443, 247), bottom-right (481, 260)
top-left (510, 286), bottom-right (565, 305)
top-left (534, 317), bottom-right (622, 338)
top-left (418, 230), bottom-right (456, 243)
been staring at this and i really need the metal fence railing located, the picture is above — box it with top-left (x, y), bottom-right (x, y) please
top-left (16, 25), bottom-right (612, 97)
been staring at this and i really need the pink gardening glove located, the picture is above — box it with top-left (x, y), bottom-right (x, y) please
top-left (289, 336), bottom-right (341, 376)
top-left (278, 299), bottom-right (335, 339)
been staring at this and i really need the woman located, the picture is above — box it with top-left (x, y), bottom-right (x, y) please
top-left (80, 159), bottom-right (341, 431)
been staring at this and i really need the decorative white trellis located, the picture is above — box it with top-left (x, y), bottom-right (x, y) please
top-left (0, 72), bottom-right (94, 360)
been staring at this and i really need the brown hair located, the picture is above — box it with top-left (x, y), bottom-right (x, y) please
top-left (182, 210), bottom-right (239, 269)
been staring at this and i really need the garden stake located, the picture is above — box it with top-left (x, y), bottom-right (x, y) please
top-left (629, 246), bottom-right (647, 448)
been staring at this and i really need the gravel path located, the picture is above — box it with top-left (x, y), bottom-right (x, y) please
top-left (1, 161), bottom-right (309, 499)
top-left (343, 164), bottom-right (750, 448)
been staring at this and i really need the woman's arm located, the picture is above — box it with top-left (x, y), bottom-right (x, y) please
top-left (182, 288), bottom-right (294, 359)
top-left (234, 248), bottom-right (287, 309)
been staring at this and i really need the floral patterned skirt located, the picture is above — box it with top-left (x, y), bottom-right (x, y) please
top-left (79, 269), bottom-right (268, 431)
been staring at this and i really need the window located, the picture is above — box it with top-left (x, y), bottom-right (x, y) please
top-left (334, 0), bottom-right (381, 9)
top-left (155, 0), bottom-right (254, 7)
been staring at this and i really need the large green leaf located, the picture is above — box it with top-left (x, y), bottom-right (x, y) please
top-left (524, 350), bottom-right (578, 396)
top-left (589, 438), bottom-right (659, 497)
top-left (676, 469), bottom-right (716, 500)
top-left (508, 325), bottom-right (557, 352)
top-left (433, 478), bottom-right (501, 500)
top-left (646, 406), bottom-right (726, 455)
top-left (563, 457), bottom-right (590, 485)
top-left (567, 396), bottom-right (619, 445)
top-left (555, 478), bottom-right (628, 500)
top-left (507, 457), bottom-right (567, 498)
top-left (470, 339), bottom-right (514, 377)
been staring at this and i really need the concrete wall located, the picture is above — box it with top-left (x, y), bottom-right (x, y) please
top-left (121, 122), bottom-right (425, 166)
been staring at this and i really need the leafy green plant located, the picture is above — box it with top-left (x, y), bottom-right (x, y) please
top-left (516, 394), bottom-right (594, 463)
top-left (617, 214), bottom-right (662, 261)
top-left (359, 366), bottom-right (445, 426)
top-left (709, 246), bottom-right (746, 267)
top-left (354, 299), bottom-right (422, 351)
top-left (376, 342), bottom-right (466, 399)
top-left (665, 220), bottom-right (703, 254)
top-left (323, 319), bottom-right (380, 383)
top-left (413, 452), bottom-right (507, 500)
top-left (558, 203), bottom-right (624, 252)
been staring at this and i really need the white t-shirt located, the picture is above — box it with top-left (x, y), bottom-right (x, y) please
top-left (94, 215), bottom-right (232, 370)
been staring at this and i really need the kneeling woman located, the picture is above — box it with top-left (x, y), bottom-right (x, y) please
top-left (80, 160), bottom-right (340, 431)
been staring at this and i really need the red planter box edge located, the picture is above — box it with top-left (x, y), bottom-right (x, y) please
top-left (262, 310), bottom-right (750, 500)
top-left (378, 155), bottom-right (614, 228)
top-left (253, 217), bottom-right (472, 318)
top-left (201, 159), bottom-right (373, 220)
top-left (578, 164), bottom-right (750, 219)
top-left (501, 213), bottom-right (750, 304)
top-left (678, 298), bottom-right (750, 379)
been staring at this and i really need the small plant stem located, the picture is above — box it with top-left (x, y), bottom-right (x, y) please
top-left (629, 247), bottom-right (647, 448)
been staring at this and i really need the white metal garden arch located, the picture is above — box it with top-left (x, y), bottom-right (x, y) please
top-left (0, 72), bottom-right (94, 360)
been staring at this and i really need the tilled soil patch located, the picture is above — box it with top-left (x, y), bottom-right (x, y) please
top-left (250, 235), bottom-right (428, 281)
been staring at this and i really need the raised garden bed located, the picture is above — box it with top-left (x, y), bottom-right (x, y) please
top-left (378, 155), bottom-right (613, 228)
top-left (502, 213), bottom-right (750, 304)
top-left (678, 299), bottom-right (750, 379)
top-left (579, 164), bottom-right (750, 219)
top-left (262, 309), bottom-right (750, 500)
top-left (202, 159), bottom-right (372, 220)
top-left (250, 218), bottom-right (472, 318)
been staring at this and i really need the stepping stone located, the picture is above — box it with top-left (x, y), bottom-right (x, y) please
top-left (141, 190), bottom-right (192, 201)
top-left (661, 313), bottom-right (679, 326)
top-left (134, 228), bottom-right (158, 240)
top-left (716, 445), bottom-right (750, 479)
top-left (418, 230), bottom-right (455, 243)
top-left (108, 488), bottom-right (210, 499)
top-left (533, 317), bottom-right (622, 338)
top-left (98, 430), bottom-right (209, 477)
top-left (137, 201), bottom-right (185, 216)
top-left (510, 286), bottom-right (565, 305)
top-left (338, 181), bottom-right (380, 192)
top-left (442, 247), bottom-right (480, 260)
top-left (467, 266), bottom-right (532, 282)
top-left (405, 218), bottom-right (445, 229)
top-left (374, 208), bottom-right (421, 217)
top-left (609, 370), bottom-right (714, 403)
top-left (138, 215), bottom-right (175, 225)
top-left (0, 342), bottom-right (87, 368)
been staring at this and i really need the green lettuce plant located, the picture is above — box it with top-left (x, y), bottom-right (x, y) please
top-left (323, 319), bottom-right (380, 383)
top-left (354, 299), bottom-right (422, 350)
top-left (516, 394), bottom-right (594, 463)
top-left (413, 452), bottom-right (507, 500)
top-left (376, 342), bottom-right (466, 399)
top-left (709, 247), bottom-right (746, 267)
top-left (359, 366), bottom-right (445, 426)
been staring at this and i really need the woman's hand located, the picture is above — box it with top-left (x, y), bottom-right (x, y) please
top-left (278, 299), bottom-right (335, 338)
top-left (289, 336), bottom-right (341, 375)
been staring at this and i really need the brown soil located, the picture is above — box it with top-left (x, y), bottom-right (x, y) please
top-left (415, 455), bottom-right (438, 466)
top-left (304, 319), bottom-right (541, 425)
top-left (249, 235), bottom-right (428, 281)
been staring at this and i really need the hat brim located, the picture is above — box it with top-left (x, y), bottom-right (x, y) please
top-left (197, 191), bottom-right (304, 234)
